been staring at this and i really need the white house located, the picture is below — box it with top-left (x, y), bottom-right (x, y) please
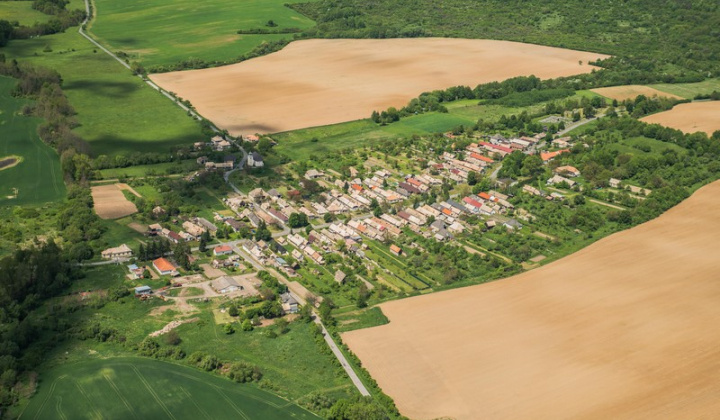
top-left (248, 152), bottom-right (264, 168)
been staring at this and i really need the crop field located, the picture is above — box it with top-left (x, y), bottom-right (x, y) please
top-left (150, 38), bottom-right (609, 137)
top-left (649, 78), bottom-right (720, 99)
top-left (0, 77), bottom-right (66, 206)
top-left (640, 102), bottom-right (720, 135)
top-left (19, 357), bottom-right (320, 420)
top-left (2, 29), bottom-right (204, 156)
top-left (344, 180), bottom-right (720, 420)
top-left (91, 0), bottom-right (315, 69)
top-left (0, 0), bottom-right (52, 25)
top-left (590, 85), bottom-right (683, 101)
top-left (91, 184), bottom-right (139, 219)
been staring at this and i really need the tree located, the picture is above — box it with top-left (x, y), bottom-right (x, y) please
top-left (254, 221), bottom-right (271, 241)
top-left (164, 330), bottom-right (181, 346)
top-left (199, 236), bottom-right (207, 253)
top-left (173, 241), bottom-right (191, 270)
top-left (275, 318), bottom-right (289, 334)
top-left (288, 212), bottom-right (309, 228)
top-left (467, 170), bottom-right (478, 186)
top-left (257, 138), bottom-right (271, 153)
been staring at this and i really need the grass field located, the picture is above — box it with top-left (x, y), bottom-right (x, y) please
top-left (19, 357), bottom-right (320, 420)
top-left (0, 0), bottom-right (52, 25)
top-left (2, 26), bottom-right (204, 156)
top-left (649, 78), bottom-right (720, 99)
top-left (91, 0), bottom-right (315, 68)
top-left (0, 76), bottom-right (66, 205)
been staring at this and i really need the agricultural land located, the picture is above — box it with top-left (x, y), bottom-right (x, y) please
top-left (1, 0), bottom-right (720, 419)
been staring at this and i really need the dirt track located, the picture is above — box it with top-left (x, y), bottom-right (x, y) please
top-left (343, 180), bottom-right (720, 420)
top-left (150, 38), bottom-right (608, 136)
top-left (641, 101), bottom-right (720, 135)
top-left (591, 85), bottom-right (683, 101)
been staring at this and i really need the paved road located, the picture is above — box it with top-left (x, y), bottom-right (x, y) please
top-left (556, 115), bottom-right (603, 137)
top-left (313, 317), bottom-right (371, 396)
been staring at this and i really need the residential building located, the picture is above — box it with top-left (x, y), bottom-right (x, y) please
top-left (213, 245), bottom-right (233, 256)
top-left (152, 257), bottom-right (178, 276)
top-left (101, 244), bottom-right (133, 260)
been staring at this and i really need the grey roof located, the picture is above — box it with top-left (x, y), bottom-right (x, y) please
top-left (446, 199), bottom-right (466, 211)
top-left (135, 286), bottom-right (151, 293)
top-left (212, 276), bottom-right (239, 291)
top-left (431, 220), bottom-right (445, 231)
top-left (281, 292), bottom-right (297, 305)
top-left (251, 152), bottom-right (263, 161)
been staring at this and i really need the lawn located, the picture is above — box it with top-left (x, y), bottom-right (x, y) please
top-left (0, 76), bottom-right (66, 206)
top-left (2, 29), bottom-right (204, 157)
top-left (649, 78), bottom-right (720, 99)
top-left (0, 0), bottom-right (52, 25)
top-left (90, 0), bottom-right (316, 69)
top-left (18, 357), bottom-right (321, 420)
top-left (98, 160), bottom-right (198, 179)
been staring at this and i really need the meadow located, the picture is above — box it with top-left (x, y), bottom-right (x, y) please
top-left (650, 78), bottom-right (720, 99)
top-left (91, 0), bottom-right (315, 69)
top-left (1, 11), bottom-right (204, 157)
top-left (0, 0), bottom-right (52, 25)
top-left (19, 357), bottom-right (320, 420)
top-left (0, 77), bottom-right (66, 206)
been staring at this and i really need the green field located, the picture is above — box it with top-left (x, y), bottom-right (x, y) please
top-left (19, 357), bottom-right (320, 420)
top-left (2, 27), bottom-right (204, 156)
top-left (650, 78), bottom-right (720, 99)
top-left (0, 0), bottom-right (52, 25)
top-left (91, 0), bottom-right (316, 69)
top-left (0, 76), bottom-right (66, 205)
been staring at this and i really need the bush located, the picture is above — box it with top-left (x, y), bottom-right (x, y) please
top-left (164, 330), bottom-right (181, 346)
top-left (226, 362), bottom-right (262, 383)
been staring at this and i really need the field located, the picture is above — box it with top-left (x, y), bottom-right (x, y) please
top-left (91, 0), bottom-right (315, 69)
top-left (640, 102), bottom-right (720, 135)
top-left (0, 77), bottom-right (66, 206)
top-left (91, 184), bottom-right (139, 219)
top-left (590, 85), bottom-right (683, 101)
top-left (19, 357), bottom-right (320, 420)
top-left (343, 180), bottom-right (720, 420)
top-left (2, 22), bottom-right (204, 156)
top-left (150, 38), bottom-right (609, 136)
top-left (649, 78), bottom-right (720, 99)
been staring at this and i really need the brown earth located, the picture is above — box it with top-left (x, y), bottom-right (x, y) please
top-left (0, 155), bottom-right (21, 171)
top-left (640, 101), bottom-right (720, 135)
top-left (590, 85), bottom-right (683, 101)
top-left (343, 180), bottom-right (720, 420)
top-left (90, 184), bottom-right (138, 219)
top-left (150, 38), bottom-right (609, 136)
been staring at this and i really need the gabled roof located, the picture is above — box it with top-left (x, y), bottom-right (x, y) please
top-left (153, 257), bottom-right (176, 272)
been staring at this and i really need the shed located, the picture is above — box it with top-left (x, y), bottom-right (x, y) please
top-left (134, 286), bottom-right (152, 296)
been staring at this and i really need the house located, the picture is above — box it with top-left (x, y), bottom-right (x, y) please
top-left (305, 169), bottom-right (325, 179)
top-left (389, 244), bottom-right (402, 256)
top-left (101, 244), bottom-right (133, 260)
top-left (609, 178), bottom-right (622, 188)
top-left (196, 218), bottom-right (218, 234)
top-left (522, 184), bottom-right (544, 197)
top-left (127, 264), bottom-right (145, 279)
top-left (211, 136), bottom-right (232, 151)
top-left (554, 165), bottom-right (580, 177)
top-left (281, 292), bottom-right (299, 314)
top-left (225, 219), bottom-right (244, 232)
top-left (152, 206), bottom-right (166, 216)
top-left (503, 219), bottom-right (523, 230)
top-left (196, 156), bottom-right (208, 165)
top-left (212, 276), bottom-right (241, 294)
top-left (148, 223), bottom-right (163, 235)
top-left (244, 134), bottom-right (260, 142)
top-left (213, 245), bottom-right (233, 256)
top-left (248, 152), bottom-right (264, 168)
top-left (334, 270), bottom-right (347, 284)
top-left (248, 188), bottom-right (266, 203)
top-left (182, 221), bottom-right (205, 238)
top-left (134, 286), bottom-right (152, 296)
top-left (153, 257), bottom-right (178, 276)
top-left (546, 174), bottom-right (576, 187)
top-left (540, 149), bottom-right (569, 162)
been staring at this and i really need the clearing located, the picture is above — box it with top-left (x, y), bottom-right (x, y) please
top-left (91, 184), bottom-right (139, 219)
top-left (150, 38), bottom-right (609, 136)
top-left (640, 101), bottom-right (720, 135)
top-left (590, 85), bottom-right (683, 101)
top-left (344, 180), bottom-right (720, 420)
top-left (19, 357), bottom-right (320, 420)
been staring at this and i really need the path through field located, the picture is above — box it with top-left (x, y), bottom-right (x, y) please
top-left (344, 180), bottom-right (720, 420)
top-left (150, 38), bottom-right (609, 136)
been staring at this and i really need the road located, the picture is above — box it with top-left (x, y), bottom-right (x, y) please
top-left (556, 115), bottom-right (603, 137)
top-left (314, 317), bottom-right (371, 396)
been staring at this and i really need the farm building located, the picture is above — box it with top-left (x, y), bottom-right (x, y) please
top-left (212, 276), bottom-right (241, 294)
top-left (134, 286), bottom-right (152, 296)
top-left (281, 292), bottom-right (299, 314)
top-left (153, 257), bottom-right (178, 276)
top-left (101, 244), bottom-right (133, 260)
top-left (213, 245), bottom-right (233, 256)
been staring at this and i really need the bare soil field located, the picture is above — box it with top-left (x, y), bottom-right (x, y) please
top-left (590, 85), bottom-right (683, 101)
top-left (150, 38), bottom-right (608, 136)
top-left (344, 180), bottom-right (720, 420)
top-left (90, 184), bottom-right (139, 219)
top-left (641, 101), bottom-right (720, 135)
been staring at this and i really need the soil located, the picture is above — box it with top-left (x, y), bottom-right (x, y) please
top-left (90, 184), bottom-right (138, 219)
top-left (640, 101), bottom-right (720, 135)
top-left (343, 180), bottom-right (720, 420)
top-left (150, 38), bottom-right (609, 136)
top-left (590, 85), bottom-right (683, 101)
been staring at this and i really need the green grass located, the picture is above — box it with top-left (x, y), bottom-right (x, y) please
top-left (90, 0), bottom-right (316, 68)
top-left (2, 29), bottom-right (204, 156)
top-left (0, 76), bottom-right (66, 205)
top-left (335, 307), bottom-right (389, 333)
top-left (98, 161), bottom-right (198, 179)
top-left (19, 357), bottom-right (321, 420)
top-left (0, 0), bottom-right (52, 25)
top-left (649, 78), bottom-right (720, 99)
